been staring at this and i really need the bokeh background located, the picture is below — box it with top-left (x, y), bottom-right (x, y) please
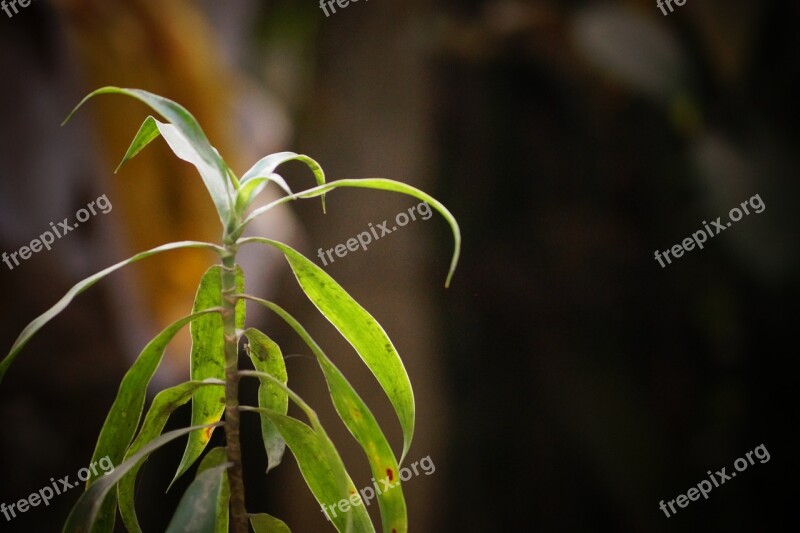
top-left (1, 0), bottom-right (797, 531)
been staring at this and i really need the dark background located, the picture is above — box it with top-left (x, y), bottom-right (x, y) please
top-left (1, 0), bottom-right (797, 531)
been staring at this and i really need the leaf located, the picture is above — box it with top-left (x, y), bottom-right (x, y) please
top-left (0, 241), bottom-right (222, 385)
top-left (195, 448), bottom-right (231, 533)
top-left (239, 238), bottom-right (416, 463)
top-left (153, 119), bottom-right (235, 225)
top-left (238, 152), bottom-right (326, 213)
top-left (117, 380), bottom-right (224, 533)
top-left (244, 329), bottom-right (289, 473)
top-left (250, 513), bottom-right (291, 533)
top-left (174, 265), bottom-right (244, 485)
top-left (63, 423), bottom-right (222, 533)
top-left (235, 175), bottom-right (289, 215)
top-left (250, 409), bottom-right (371, 533)
top-left (86, 311), bottom-right (221, 533)
top-left (240, 178), bottom-right (460, 287)
top-left (64, 87), bottom-right (235, 223)
top-left (240, 388), bottom-right (374, 533)
top-left (165, 461), bottom-right (231, 533)
top-left (243, 297), bottom-right (407, 532)
top-left (115, 115), bottom-right (161, 173)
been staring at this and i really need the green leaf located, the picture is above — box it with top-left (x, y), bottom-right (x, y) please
top-left (86, 311), bottom-right (221, 533)
top-left (248, 409), bottom-right (373, 533)
top-left (244, 329), bottom-right (289, 473)
top-left (242, 297), bottom-right (406, 532)
top-left (234, 176), bottom-right (288, 216)
top-left (240, 389), bottom-right (374, 533)
top-left (240, 178), bottom-right (460, 287)
top-left (63, 423), bottom-right (222, 533)
top-left (250, 513), bottom-right (291, 533)
top-left (174, 265), bottom-right (244, 485)
top-left (240, 238), bottom-right (416, 463)
top-left (64, 87), bottom-right (235, 223)
top-left (238, 152), bottom-right (326, 213)
top-left (153, 119), bottom-right (235, 225)
top-left (115, 115), bottom-right (161, 173)
top-left (196, 448), bottom-right (231, 533)
top-left (0, 241), bottom-right (222, 385)
top-left (166, 461), bottom-right (231, 533)
top-left (117, 380), bottom-right (224, 533)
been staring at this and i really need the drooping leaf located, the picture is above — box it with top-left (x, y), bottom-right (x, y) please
top-left (86, 311), bottom-right (221, 533)
top-left (195, 448), bottom-right (231, 533)
top-left (250, 513), bottom-right (291, 533)
top-left (240, 390), bottom-right (374, 533)
top-left (174, 265), bottom-right (244, 485)
top-left (64, 87), bottom-right (235, 223)
top-left (243, 297), bottom-right (407, 532)
top-left (153, 119), bottom-right (235, 225)
top-left (244, 328), bottom-right (289, 473)
top-left (0, 241), bottom-right (222, 385)
top-left (240, 238), bottom-right (415, 462)
top-left (63, 424), bottom-right (222, 533)
top-left (240, 152), bottom-right (324, 185)
top-left (240, 178), bottom-right (460, 286)
top-left (115, 115), bottom-right (161, 173)
top-left (165, 462), bottom-right (231, 533)
top-left (238, 151), bottom-right (326, 214)
top-left (248, 409), bottom-right (372, 533)
top-left (117, 380), bottom-right (224, 533)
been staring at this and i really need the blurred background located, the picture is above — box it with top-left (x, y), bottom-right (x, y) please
top-left (1, 0), bottom-right (797, 531)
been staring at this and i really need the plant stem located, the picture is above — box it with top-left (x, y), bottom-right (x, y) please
top-left (221, 244), bottom-right (249, 533)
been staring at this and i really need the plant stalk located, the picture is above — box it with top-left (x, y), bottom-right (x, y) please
top-left (221, 244), bottom-right (249, 533)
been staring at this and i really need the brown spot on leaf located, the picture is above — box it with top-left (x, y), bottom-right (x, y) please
top-left (386, 468), bottom-right (394, 482)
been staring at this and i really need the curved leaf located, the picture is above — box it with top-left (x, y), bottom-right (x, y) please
top-left (239, 152), bottom-right (326, 214)
top-left (239, 382), bottom-right (374, 533)
top-left (0, 241), bottom-right (222, 385)
top-left (118, 380), bottom-right (225, 533)
top-left (154, 119), bottom-right (234, 224)
top-left (174, 265), bottom-right (245, 485)
top-left (240, 238), bottom-right (415, 462)
top-left (87, 311), bottom-right (222, 533)
top-left (243, 297), bottom-right (406, 532)
top-left (240, 178), bottom-right (460, 287)
top-left (166, 461), bottom-right (231, 533)
top-left (244, 329), bottom-right (288, 473)
top-left (250, 513), bottom-right (291, 533)
top-left (246, 409), bottom-right (371, 533)
top-left (63, 423), bottom-right (222, 533)
top-left (64, 87), bottom-right (235, 223)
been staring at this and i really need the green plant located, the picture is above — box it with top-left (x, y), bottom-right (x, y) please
top-left (0, 87), bottom-right (460, 533)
